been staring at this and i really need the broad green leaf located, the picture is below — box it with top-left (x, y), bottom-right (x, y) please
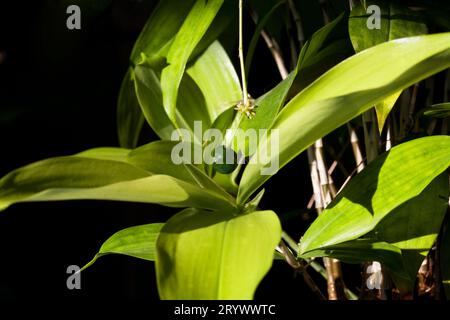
top-left (117, 68), bottom-right (145, 148)
top-left (233, 16), bottom-right (347, 157)
top-left (423, 103), bottom-right (450, 119)
top-left (441, 215), bottom-right (450, 299)
top-left (161, 0), bottom-right (224, 125)
top-left (81, 223), bottom-right (164, 271)
top-left (156, 208), bottom-right (281, 299)
top-left (187, 41), bottom-right (242, 122)
top-left (349, 1), bottom-right (427, 53)
top-left (127, 140), bottom-right (197, 183)
top-left (299, 136), bottom-right (450, 255)
top-left (0, 153), bottom-right (237, 212)
top-left (233, 72), bottom-right (297, 156)
top-left (349, 0), bottom-right (428, 132)
top-left (134, 65), bottom-right (175, 140)
top-left (124, 0), bottom-right (232, 142)
top-left (301, 13), bottom-right (346, 64)
top-left (176, 74), bottom-right (212, 143)
top-left (238, 33), bottom-right (450, 204)
top-left (367, 174), bottom-right (448, 281)
top-left (134, 65), bottom-right (210, 143)
top-left (301, 239), bottom-right (406, 281)
top-left (77, 147), bottom-right (131, 162)
top-left (300, 173), bottom-right (449, 289)
top-left (127, 140), bottom-right (234, 203)
top-left (189, 1), bottom-right (236, 65)
top-left (235, 15), bottom-right (349, 159)
top-left (213, 171), bottom-right (239, 196)
top-left (290, 13), bottom-right (354, 95)
top-left (130, 0), bottom-right (196, 66)
top-left (235, 15), bottom-right (343, 156)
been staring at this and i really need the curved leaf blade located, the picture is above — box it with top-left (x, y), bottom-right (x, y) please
top-left (0, 151), bottom-right (237, 212)
top-left (81, 223), bottom-right (165, 271)
top-left (300, 173), bottom-right (449, 289)
top-left (299, 136), bottom-right (450, 255)
top-left (161, 0), bottom-right (224, 124)
top-left (238, 33), bottom-right (450, 204)
top-left (423, 102), bottom-right (450, 119)
top-left (349, 1), bottom-right (427, 132)
top-left (130, 0), bottom-right (196, 66)
top-left (156, 208), bottom-right (281, 299)
top-left (117, 68), bottom-right (145, 148)
top-left (187, 41), bottom-right (242, 122)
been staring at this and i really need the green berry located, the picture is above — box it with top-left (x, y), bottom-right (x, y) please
top-left (213, 145), bottom-right (238, 174)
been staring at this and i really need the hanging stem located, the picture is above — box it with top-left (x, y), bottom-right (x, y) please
top-left (239, 0), bottom-right (249, 106)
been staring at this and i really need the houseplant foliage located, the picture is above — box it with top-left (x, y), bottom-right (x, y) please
top-left (1, 0), bottom-right (450, 299)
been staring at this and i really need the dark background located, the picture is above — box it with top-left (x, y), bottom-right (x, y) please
top-left (0, 0), bottom-right (357, 302)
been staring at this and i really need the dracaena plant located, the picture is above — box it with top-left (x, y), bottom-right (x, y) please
top-left (1, 0), bottom-right (450, 300)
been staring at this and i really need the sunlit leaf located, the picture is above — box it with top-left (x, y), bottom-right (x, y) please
top-left (187, 41), bottom-right (242, 122)
top-left (238, 33), bottom-right (450, 204)
top-left (160, 0), bottom-right (224, 124)
top-left (300, 172), bottom-right (449, 289)
top-left (0, 150), bottom-right (237, 212)
top-left (81, 223), bottom-right (165, 271)
top-left (349, 0), bottom-right (428, 132)
top-left (156, 208), bottom-right (281, 299)
top-left (299, 136), bottom-right (450, 253)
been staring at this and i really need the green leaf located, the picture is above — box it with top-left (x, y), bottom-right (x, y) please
top-left (133, 65), bottom-right (210, 143)
top-left (299, 136), bottom-right (450, 255)
top-left (127, 140), bottom-right (198, 183)
top-left (160, 0), bottom-right (224, 125)
top-left (176, 74), bottom-right (212, 143)
top-left (133, 65), bottom-right (175, 140)
top-left (301, 239), bottom-right (405, 280)
top-left (127, 140), bottom-right (234, 203)
top-left (117, 68), bottom-right (145, 148)
top-left (187, 41), bottom-right (242, 122)
top-left (81, 223), bottom-right (165, 271)
top-left (374, 91), bottom-right (402, 133)
top-left (290, 13), bottom-right (354, 95)
top-left (349, 1), bottom-right (428, 53)
top-left (368, 174), bottom-right (448, 281)
top-left (300, 173), bottom-right (449, 289)
top-left (0, 151), bottom-right (237, 212)
top-left (349, 0), bottom-right (428, 132)
top-left (238, 33), bottom-right (450, 204)
top-left (233, 14), bottom-right (347, 157)
top-left (422, 102), bottom-right (450, 119)
top-left (130, 0), bottom-right (196, 66)
top-left (156, 208), bottom-right (281, 299)
top-left (76, 147), bottom-right (132, 162)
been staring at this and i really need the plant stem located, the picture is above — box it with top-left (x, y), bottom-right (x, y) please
top-left (239, 0), bottom-right (249, 106)
top-left (248, 7), bottom-right (289, 79)
top-left (287, 0), bottom-right (305, 48)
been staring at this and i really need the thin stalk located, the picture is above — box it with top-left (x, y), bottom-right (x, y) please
top-left (348, 124), bottom-right (365, 173)
top-left (362, 109), bottom-right (379, 163)
top-left (308, 144), bottom-right (346, 300)
top-left (287, 0), bottom-right (305, 47)
top-left (239, 0), bottom-right (248, 106)
top-left (278, 240), bottom-right (326, 300)
top-left (282, 232), bottom-right (328, 280)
